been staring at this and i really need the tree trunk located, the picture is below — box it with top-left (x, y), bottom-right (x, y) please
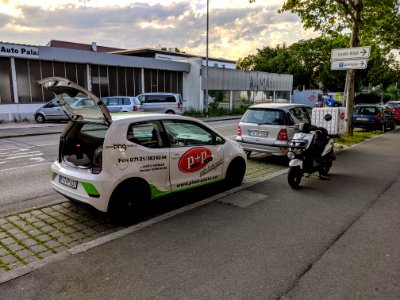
top-left (345, 0), bottom-right (363, 136)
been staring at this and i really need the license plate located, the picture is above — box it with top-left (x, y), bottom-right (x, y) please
top-left (59, 175), bottom-right (78, 189)
top-left (356, 117), bottom-right (368, 121)
top-left (248, 130), bottom-right (268, 137)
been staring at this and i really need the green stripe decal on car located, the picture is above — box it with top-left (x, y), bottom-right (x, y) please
top-left (81, 182), bottom-right (100, 198)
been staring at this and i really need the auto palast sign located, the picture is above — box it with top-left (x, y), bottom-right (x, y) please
top-left (0, 43), bottom-right (39, 58)
top-left (331, 46), bottom-right (370, 70)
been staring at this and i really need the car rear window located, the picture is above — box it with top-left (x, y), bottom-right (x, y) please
top-left (355, 107), bottom-right (378, 115)
top-left (242, 108), bottom-right (285, 125)
top-left (387, 103), bottom-right (400, 109)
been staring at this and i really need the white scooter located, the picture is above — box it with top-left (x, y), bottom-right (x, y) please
top-left (287, 123), bottom-right (335, 188)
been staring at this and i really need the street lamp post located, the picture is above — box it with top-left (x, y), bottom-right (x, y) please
top-left (204, 0), bottom-right (209, 116)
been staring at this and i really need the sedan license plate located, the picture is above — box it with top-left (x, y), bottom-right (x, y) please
top-left (248, 130), bottom-right (268, 137)
top-left (356, 117), bottom-right (369, 121)
top-left (59, 175), bottom-right (78, 189)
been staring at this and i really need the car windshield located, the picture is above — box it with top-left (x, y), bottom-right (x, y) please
top-left (242, 108), bottom-right (285, 125)
top-left (387, 103), bottom-right (400, 109)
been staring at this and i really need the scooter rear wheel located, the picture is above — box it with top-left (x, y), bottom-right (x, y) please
top-left (288, 166), bottom-right (302, 189)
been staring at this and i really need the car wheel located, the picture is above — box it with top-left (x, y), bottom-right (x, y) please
top-left (35, 114), bottom-right (46, 123)
top-left (108, 179), bottom-right (150, 223)
top-left (165, 110), bottom-right (175, 114)
top-left (225, 158), bottom-right (246, 188)
top-left (288, 166), bottom-right (302, 189)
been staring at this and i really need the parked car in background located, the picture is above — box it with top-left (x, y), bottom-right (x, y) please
top-left (385, 101), bottom-right (400, 124)
top-left (34, 97), bottom-right (75, 123)
top-left (236, 103), bottom-right (312, 157)
top-left (101, 96), bottom-right (143, 113)
top-left (39, 77), bottom-right (246, 221)
top-left (136, 93), bottom-right (182, 114)
top-left (352, 103), bottom-right (396, 131)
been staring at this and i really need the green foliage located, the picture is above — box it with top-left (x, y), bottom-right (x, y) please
top-left (335, 131), bottom-right (382, 146)
top-left (355, 92), bottom-right (382, 104)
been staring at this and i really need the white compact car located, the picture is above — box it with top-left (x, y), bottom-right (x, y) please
top-left (39, 77), bottom-right (246, 220)
top-left (236, 103), bottom-right (312, 156)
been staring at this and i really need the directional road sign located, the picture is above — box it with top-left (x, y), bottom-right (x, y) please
top-left (331, 59), bottom-right (368, 70)
top-left (331, 46), bottom-right (371, 61)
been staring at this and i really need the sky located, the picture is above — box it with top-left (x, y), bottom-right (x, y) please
top-left (0, 0), bottom-right (318, 60)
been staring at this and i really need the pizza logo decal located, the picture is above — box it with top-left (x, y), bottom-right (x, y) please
top-left (178, 147), bottom-right (213, 173)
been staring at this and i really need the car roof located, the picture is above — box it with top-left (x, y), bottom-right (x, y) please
top-left (248, 103), bottom-right (310, 109)
top-left (110, 112), bottom-right (202, 124)
top-left (137, 92), bottom-right (179, 96)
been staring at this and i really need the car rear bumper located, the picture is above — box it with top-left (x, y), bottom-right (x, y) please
top-left (236, 139), bottom-right (288, 156)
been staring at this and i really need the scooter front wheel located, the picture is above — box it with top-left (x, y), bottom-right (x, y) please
top-left (288, 166), bottom-right (302, 189)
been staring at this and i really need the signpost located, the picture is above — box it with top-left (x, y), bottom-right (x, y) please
top-left (331, 59), bottom-right (368, 70)
top-left (331, 46), bottom-right (371, 61)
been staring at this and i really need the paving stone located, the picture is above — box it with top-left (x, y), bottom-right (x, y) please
top-left (8, 243), bottom-right (23, 252)
top-left (68, 241), bottom-right (81, 248)
top-left (24, 255), bottom-right (40, 264)
top-left (39, 251), bottom-right (55, 258)
top-left (32, 221), bottom-right (46, 228)
top-left (1, 223), bottom-right (14, 230)
top-left (53, 222), bottom-right (67, 229)
top-left (52, 204), bottom-right (66, 210)
top-left (0, 247), bottom-right (8, 256)
top-left (41, 225), bottom-right (55, 232)
top-left (14, 233), bottom-right (29, 241)
top-left (45, 240), bottom-right (61, 249)
top-left (16, 249), bottom-right (33, 259)
top-left (54, 214), bottom-right (69, 221)
top-left (62, 226), bottom-right (77, 234)
top-left (31, 210), bottom-right (45, 216)
top-left (13, 220), bottom-right (27, 227)
top-left (53, 246), bottom-right (68, 253)
top-left (70, 232), bottom-right (86, 240)
top-left (37, 234), bottom-right (51, 242)
top-left (81, 228), bottom-right (97, 236)
top-left (19, 213), bottom-right (31, 219)
top-left (50, 230), bottom-right (65, 238)
top-left (0, 231), bottom-right (8, 239)
top-left (28, 229), bottom-right (42, 236)
top-left (6, 216), bottom-right (19, 222)
top-left (21, 224), bottom-right (34, 231)
top-left (43, 217), bottom-right (58, 224)
top-left (10, 260), bottom-right (24, 269)
top-left (30, 244), bottom-right (47, 253)
top-left (61, 202), bottom-right (73, 208)
top-left (8, 228), bottom-right (21, 236)
top-left (42, 207), bottom-right (54, 213)
top-left (21, 238), bottom-right (38, 247)
top-left (1, 237), bottom-right (16, 245)
top-left (58, 236), bottom-right (73, 244)
top-left (1, 255), bottom-right (18, 264)
top-left (26, 217), bottom-right (39, 223)
top-left (92, 225), bottom-right (108, 232)
top-left (74, 223), bottom-right (89, 231)
top-left (0, 219), bottom-right (8, 225)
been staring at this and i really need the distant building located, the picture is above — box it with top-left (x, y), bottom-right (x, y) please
top-left (0, 40), bottom-right (293, 121)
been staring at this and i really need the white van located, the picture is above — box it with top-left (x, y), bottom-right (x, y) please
top-left (101, 96), bottom-right (143, 113)
top-left (136, 93), bottom-right (182, 114)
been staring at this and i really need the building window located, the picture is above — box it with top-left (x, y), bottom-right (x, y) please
top-left (15, 59), bottom-right (31, 103)
top-left (0, 57), bottom-right (13, 103)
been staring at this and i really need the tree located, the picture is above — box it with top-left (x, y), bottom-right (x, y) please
top-left (251, 0), bottom-right (400, 135)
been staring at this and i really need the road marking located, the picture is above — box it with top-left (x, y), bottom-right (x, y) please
top-left (0, 162), bottom-right (52, 173)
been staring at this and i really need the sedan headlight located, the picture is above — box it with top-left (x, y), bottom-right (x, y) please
top-left (287, 151), bottom-right (296, 160)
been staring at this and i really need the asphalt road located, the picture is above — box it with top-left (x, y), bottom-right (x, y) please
top-left (1, 129), bottom-right (399, 298)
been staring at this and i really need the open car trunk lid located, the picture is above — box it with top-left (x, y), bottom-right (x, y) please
top-left (38, 77), bottom-right (112, 125)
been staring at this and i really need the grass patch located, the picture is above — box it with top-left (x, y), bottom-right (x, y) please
top-left (335, 130), bottom-right (382, 146)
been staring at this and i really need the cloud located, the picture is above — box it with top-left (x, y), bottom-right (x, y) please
top-left (0, 1), bottom-right (317, 60)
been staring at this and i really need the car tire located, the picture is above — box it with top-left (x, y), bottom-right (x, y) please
top-left (108, 179), bottom-right (150, 223)
top-left (288, 166), bottom-right (302, 189)
top-left (35, 114), bottom-right (46, 124)
top-left (225, 158), bottom-right (246, 188)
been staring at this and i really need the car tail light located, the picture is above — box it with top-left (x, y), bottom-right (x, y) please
top-left (177, 101), bottom-right (182, 111)
top-left (237, 125), bottom-right (242, 136)
top-left (375, 113), bottom-right (381, 121)
top-left (92, 146), bottom-right (103, 174)
top-left (277, 129), bottom-right (288, 141)
top-left (132, 105), bottom-right (138, 111)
